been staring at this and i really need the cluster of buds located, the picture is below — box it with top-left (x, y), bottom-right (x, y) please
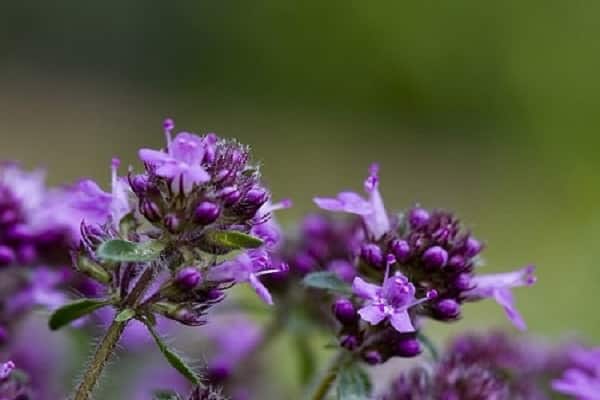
top-left (72, 119), bottom-right (288, 329)
top-left (310, 164), bottom-right (536, 365)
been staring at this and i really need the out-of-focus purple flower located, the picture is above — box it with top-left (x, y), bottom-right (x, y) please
top-left (0, 361), bottom-right (14, 380)
top-left (204, 315), bottom-right (263, 382)
top-left (553, 346), bottom-right (600, 400)
top-left (129, 364), bottom-right (190, 400)
top-left (380, 331), bottom-right (565, 400)
top-left (353, 256), bottom-right (436, 333)
top-left (314, 164), bottom-right (390, 239)
top-left (464, 266), bottom-right (536, 330)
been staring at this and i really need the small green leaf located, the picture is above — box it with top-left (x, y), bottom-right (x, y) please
top-left (336, 362), bottom-right (372, 400)
top-left (152, 390), bottom-right (182, 400)
top-left (49, 298), bottom-right (111, 330)
top-left (97, 239), bottom-right (166, 262)
top-left (115, 308), bottom-right (136, 322)
top-left (303, 271), bottom-right (352, 295)
top-left (145, 322), bottom-right (200, 385)
top-left (206, 230), bottom-right (263, 250)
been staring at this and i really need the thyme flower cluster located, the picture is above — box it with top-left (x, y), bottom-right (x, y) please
top-left (1, 118), bottom-right (597, 400)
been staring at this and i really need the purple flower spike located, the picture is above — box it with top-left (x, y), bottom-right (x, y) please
top-left (352, 258), bottom-right (434, 333)
top-left (314, 164), bottom-right (390, 239)
top-left (465, 265), bottom-right (536, 330)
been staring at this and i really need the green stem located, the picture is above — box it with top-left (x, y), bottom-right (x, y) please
top-left (72, 266), bottom-right (155, 400)
top-left (309, 350), bottom-right (347, 400)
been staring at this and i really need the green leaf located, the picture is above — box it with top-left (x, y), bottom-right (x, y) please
top-left (152, 390), bottom-right (182, 400)
top-left (115, 308), bottom-right (136, 322)
top-left (49, 298), bottom-right (111, 331)
top-left (336, 362), bottom-right (372, 400)
top-left (145, 322), bottom-right (201, 385)
top-left (206, 230), bottom-right (263, 250)
top-left (303, 271), bottom-right (352, 295)
top-left (97, 239), bottom-right (166, 262)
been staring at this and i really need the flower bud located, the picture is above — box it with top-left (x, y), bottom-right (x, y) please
top-left (129, 174), bottom-right (149, 193)
top-left (0, 246), bottom-right (15, 266)
top-left (194, 201), bottom-right (220, 225)
top-left (361, 243), bottom-right (383, 268)
top-left (409, 207), bottom-right (430, 229)
top-left (176, 267), bottom-right (202, 290)
top-left (465, 237), bottom-right (482, 257)
top-left (390, 239), bottom-right (411, 263)
top-left (422, 246), bottom-right (448, 269)
top-left (164, 213), bottom-right (182, 233)
top-left (395, 337), bottom-right (422, 357)
top-left (434, 298), bottom-right (461, 320)
top-left (221, 186), bottom-right (241, 206)
top-left (244, 187), bottom-right (268, 207)
top-left (363, 350), bottom-right (383, 365)
top-left (340, 334), bottom-right (360, 351)
top-left (140, 199), bottom-right (161, 223)
top-left (293, 252), bottom-right (316, 274)
top-left (333, 298), bottom-right (358, 325)
top-left (447, 254), bottom-right (466, 271)
top-left (453, 273), bottom-right (472, 291)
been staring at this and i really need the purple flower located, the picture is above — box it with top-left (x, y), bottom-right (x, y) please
top-left (208, 250), bottom-right (285, 305)
top-left (464, 265), bottom-right (536, 330)
top-left (139, 125), bottom-right (213, 194)
top-left (314, 164), bottom-right (390, 239)
top-left (553, 346), bottom-right (600, 400)
top-left (352, 256), bottom-right (436, 333)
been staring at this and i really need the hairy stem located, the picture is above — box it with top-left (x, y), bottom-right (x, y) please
top-left (309, 350), bottom-right (347, 400)
top-left (72, 318), bottom-right (127, 400)
top-left (72, 266), bottom-right (155, 400)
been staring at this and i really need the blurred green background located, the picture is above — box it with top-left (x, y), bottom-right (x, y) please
top-left (1, 1), bottom-right (599, 392)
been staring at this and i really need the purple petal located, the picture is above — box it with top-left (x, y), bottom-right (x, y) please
top-left (357, 304), bottom-right (386, 325)
top-left (389, 310), bottom-right (415, 333)
top-left (352, 277), bottom-right (381, 300)
top-left (138, 148), bottom-right (171, 164)
top-left (493, 288), bottom-right (527, 330)
top-left (249, 274), bottom-right (273, 305)
top-left (170, 132), bottom-right (206, 164)
top-left (314, 192), bottom-right (372, 215)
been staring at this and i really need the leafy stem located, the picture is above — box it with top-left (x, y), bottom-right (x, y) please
top-left (71, 265), bottom-right (155, 400)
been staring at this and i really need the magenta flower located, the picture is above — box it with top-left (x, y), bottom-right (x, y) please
top-left (352, 256), bottom-right (436, 333)
top-left (139, 124), bottom-right (214, 194)
top-left (553, 346), bottom-right (600, 400)
top-left (464, 265), bottom-right (536, 330)
top-left (314, 164), bottom-right (390, 239)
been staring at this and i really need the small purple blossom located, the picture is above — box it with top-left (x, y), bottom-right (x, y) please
top-left (464, 265), bottom-right (536, 330)
top-left (352, 256), bottom-right (436, 333)
top-left (314, 164), bottom-right (390, 239)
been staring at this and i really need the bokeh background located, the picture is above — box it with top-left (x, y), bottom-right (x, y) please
top-left (1, 2), bottom-right (599, 398)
